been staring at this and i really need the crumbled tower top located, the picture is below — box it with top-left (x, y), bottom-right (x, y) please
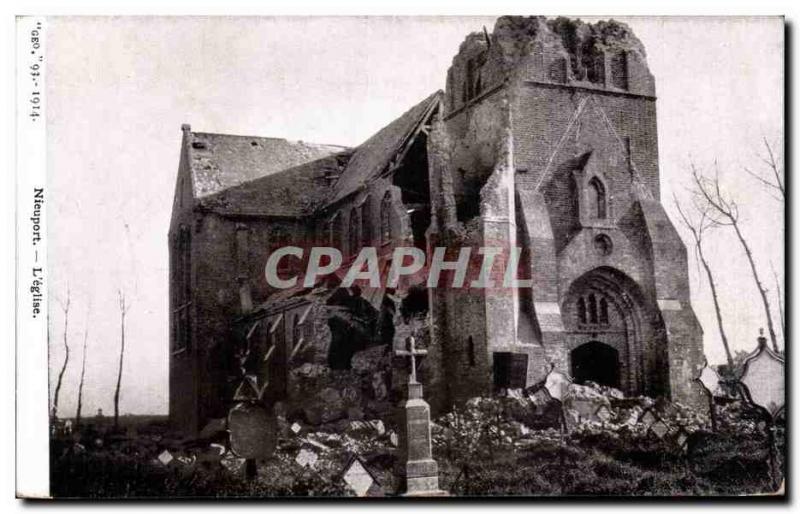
top-left (446, 16), bottom-right (654, 113)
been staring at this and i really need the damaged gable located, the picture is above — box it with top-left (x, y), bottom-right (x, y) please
top-left (328, 91), bottom-right (443, 206)
top-left (186, 129), bottom-right (349, 198)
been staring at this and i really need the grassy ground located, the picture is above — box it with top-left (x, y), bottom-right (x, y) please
top-left (436, 431), bottom-right (781, 497)
top-left (50, 427), bottom-right (783, 498)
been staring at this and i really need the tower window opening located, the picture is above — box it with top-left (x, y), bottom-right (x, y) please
top-left (588, 293), bottom-right (598, 324)
top-left (577, 297), bottom-right (587, 324)
top-left (599, 297), bottom-right (609, 325)
top-left (588, 177), bottom-right (607, 219)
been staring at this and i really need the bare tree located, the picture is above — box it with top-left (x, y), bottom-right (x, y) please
top-left (743, 138), bottom-right (784, 202)
top-left (674, 194), bottom-right (734, 369)
top-left (691, 163), bottom-right (779, 353)
top-left (75, 303), bottom-right (90, 428)
top-left (52, 285), bottom-right (71, 420)
top-left (113, 288), bottom-right (130, 429)
top-left (771, 261), bottom-right (785, 342)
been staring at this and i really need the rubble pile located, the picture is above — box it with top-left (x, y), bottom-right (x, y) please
top-left (432, 380), bottom-right (712, 456)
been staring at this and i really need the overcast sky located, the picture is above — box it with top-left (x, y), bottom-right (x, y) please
top-left (46, 16), bottom-right (783, 416)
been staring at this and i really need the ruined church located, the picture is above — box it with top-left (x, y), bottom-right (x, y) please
top-left (169, 16), bottom-right (705, 434)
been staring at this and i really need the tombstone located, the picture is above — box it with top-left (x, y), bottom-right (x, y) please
top-left (395, 337), bottom-right (447, 496)
top-left (639, 408), bottom-right (658, 428)
top-left (738, 330), bottom-right (785, 490)
top-left (595, 404), bottom-right (613, 423)
top-left (341, 455), bottom-right (380, 497)
top-left (650, 418), bottom-right (670, 440)
top-left (739, 330), bottom-right (785, 418)
top-left (290, 422), bottom-right (302, 435)
top-left (228, 402), bottom-right (277, 459)
top-left (674, 427), bottom-right (690, 453)
top-left (158, 450), bottom-right (174, 466)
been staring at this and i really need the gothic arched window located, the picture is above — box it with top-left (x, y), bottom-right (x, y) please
top-left (599, 297), bottom-right (610, 325)
top-left (577, 297), bottom-right (587, 324)
top-left (361, 197), bottom-right (371, 247)
top-left (349, 208), bottom-right (360, 257)
top-left (588, 293), bottom-right (598, 324)
top-left (381, 191), bottom-right (392, 244)
top-left (588, 177), bottom-right (607, 219)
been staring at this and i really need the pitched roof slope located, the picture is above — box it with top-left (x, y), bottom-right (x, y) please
top-left (328, 91), bottom-right (442, 205)
top-left (187, 131), bottom-right (348, 198)
top-left (198, 151), bottom-right (352, 218)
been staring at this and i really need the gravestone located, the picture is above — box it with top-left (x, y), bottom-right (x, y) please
top-left (650, 418), bottom-right (670, 439)
top-left (158, 450), bottom-right (173, 466)
top-left (396, 337), bottom-right (447, 496)
top-left (739, 331), bottom-right (785, 418)
top-left (342, 456), bottom-right (379, 497)
top-left (228, 402), bottom-right (277, 459)
top-left (595, 404), bottom-right (613, 422)
top-left (674, 427), bottom-right (690, 453)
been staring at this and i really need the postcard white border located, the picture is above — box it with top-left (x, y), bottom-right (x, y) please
top-left (15, 15), bottom-right (49, 499)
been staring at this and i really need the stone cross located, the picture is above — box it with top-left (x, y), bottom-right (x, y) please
top-left (394, 336), bottom-right (446, 496)
top-left (395, 336), bottom-right (427, 384)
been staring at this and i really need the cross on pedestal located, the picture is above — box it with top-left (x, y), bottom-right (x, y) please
top-left (395, 336), bottom-right (427, 384)
top-left (393, 336), bottom-right (446, 496)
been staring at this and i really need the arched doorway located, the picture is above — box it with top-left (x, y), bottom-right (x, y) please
top-left (571, 341), bottom-right (620, 388)
top-left (562, 266), bottom-right (667, 397)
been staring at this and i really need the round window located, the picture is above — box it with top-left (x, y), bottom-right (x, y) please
top-left (594, 234), bottom-right (613, 256)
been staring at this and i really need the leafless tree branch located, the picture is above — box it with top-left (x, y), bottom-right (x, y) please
top-left (674, 193), bottom-right (734, 369)
top-left (113, 288), bottom-right (129, 428)
top-left (690, 161), bottom-right (779, 353)
top-left (52, 285), bottom-right (71, 420)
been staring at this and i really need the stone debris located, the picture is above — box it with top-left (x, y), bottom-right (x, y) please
top-left (198, 418), bottom-right (227, 440)
top-left (295, 448), bottom-right (319, 468)
top-left (368, 419), bottom-right (386, 436)
top-left (303, 436), bottom-right (331, 452)
top-left (220, 452), bottom-right (246, 473)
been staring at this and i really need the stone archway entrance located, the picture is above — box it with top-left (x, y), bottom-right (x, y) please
top-left (570, 341), bottom-right (620, 388)
top-left (562, 266), bottom-right (668, 397)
